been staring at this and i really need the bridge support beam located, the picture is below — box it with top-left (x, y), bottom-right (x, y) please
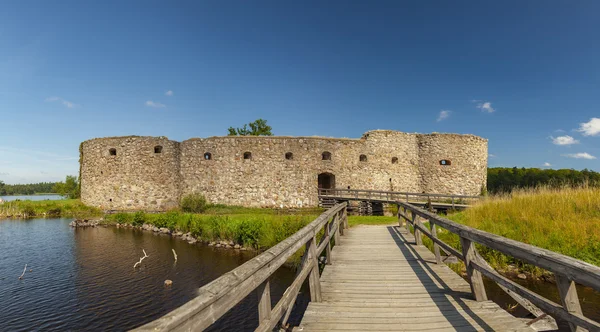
top-left (257, 279), bottom-right (271, 324)
top-left (412, 213), bottom-right (422, 246)
top-left (307, 236), bottom-right (322, 302)
top-left (460, 237), bottom-right (488, 301)
top-left (429, 219), bottom-right (442, 264)
top-left (556, 274), bottom-right (585, 332)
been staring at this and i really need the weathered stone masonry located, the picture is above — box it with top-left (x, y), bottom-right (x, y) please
top-left (80, 130), bottom-right (487, 210)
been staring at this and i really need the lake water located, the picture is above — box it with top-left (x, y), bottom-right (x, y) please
top-left (1, 218), bottom-right (598, 331)
top-left (0, 219), bottom-right (307, 331)
top-left (0, 194), bottom-right (65, 202)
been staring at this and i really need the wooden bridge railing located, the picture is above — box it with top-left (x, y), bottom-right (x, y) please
top-left (398, 201), bottom-right (600, 332)
top-left (133, 203), bottom-right (348, 332)
top-left (319, 188), bottom-right (481, 207)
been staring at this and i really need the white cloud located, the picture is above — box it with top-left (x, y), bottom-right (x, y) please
top-left (145, 100), bottom-right (166, 108)
top-left (551, 135), bottom-right (579, 146)
top-left (45, 96), bottom-right (78, 108)
top-left (476, 101), bottom-right (495, 113)
top-left (488, 154), bottom-right (496, 158)
top-left (562, 152), bottom-right (596, 160)
top-left (577, 118), bottom-right (600, 136)
top-left (165, 90), bottom-right (173, 96)
top-left (437, 110), bottom-right (451, 122)
top-left (543, 162), bottom-right (551, 167)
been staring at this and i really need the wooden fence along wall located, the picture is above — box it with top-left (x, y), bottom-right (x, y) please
top-left (318, 188), bottom-right (481, 209)
top-left (133, 203), bottom-right (348, 332)
top-left (397, 202), bottom-right (600, 332)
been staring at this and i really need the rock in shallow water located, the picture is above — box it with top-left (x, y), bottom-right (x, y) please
top-left (164, 280), bottom-right (173, 287)
top-left (69, 219), bottom-right (99, 227)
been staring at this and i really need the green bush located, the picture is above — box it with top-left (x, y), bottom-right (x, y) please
top-left (181, 193), bottom-right (208, 213)
top-left (132, 211), bottom-right (145, 226)
top-left (236, 219), bottom-right (263, 248)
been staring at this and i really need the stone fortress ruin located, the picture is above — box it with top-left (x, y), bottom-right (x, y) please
top-left (80, 130), bottom-right (488, 211)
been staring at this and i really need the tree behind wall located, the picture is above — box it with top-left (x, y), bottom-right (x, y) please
top-left (53, 175), bottom-right (80, 199)
top-left (227, 119), bottom-right (273, 136)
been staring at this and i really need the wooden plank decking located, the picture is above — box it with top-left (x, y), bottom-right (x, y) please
top-left (296, 225), bottom-right (533, 332)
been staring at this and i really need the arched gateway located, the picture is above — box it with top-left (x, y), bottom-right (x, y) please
top-left (318, 172), bottom-right (335, 194)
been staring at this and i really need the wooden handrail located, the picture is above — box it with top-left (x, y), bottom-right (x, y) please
top-left (397, 201), bottom-right (600, 332)
top-left (132, 203), bottom-right (348, 332)
top-left (318, 188), bottom-right (481, 200)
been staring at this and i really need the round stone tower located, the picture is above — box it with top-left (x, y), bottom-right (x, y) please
top-left (80, 136), bottom-right (181, 211)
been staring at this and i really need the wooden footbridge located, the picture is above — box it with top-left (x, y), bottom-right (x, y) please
top-left (134, 198), bottom-right (600, 332)
top-left (318, 188), bottom-right (481, 212)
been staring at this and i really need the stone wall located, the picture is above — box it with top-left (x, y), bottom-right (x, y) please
top-left (80, 130), bottom-right (487, 210)
top-left (80, 136), bottom-right (181, 211)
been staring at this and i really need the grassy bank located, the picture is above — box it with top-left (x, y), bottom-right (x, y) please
top-left (104, 208), bottom-right (397, 250)
top-left (0, 199), bottom-right (101, 219)
top-left (104, 208), bottom-right (396, 268)
top-left (422, 187), bottom-right (600, 276)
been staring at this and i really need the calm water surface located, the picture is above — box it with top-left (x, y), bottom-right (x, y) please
top-left (0, 194), bottom-right (65, 202)
top-left (0, 219), bottom-right (306, 331)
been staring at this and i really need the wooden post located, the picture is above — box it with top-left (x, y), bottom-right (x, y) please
top-left (555, 274), bottom-right (585, 332)
top-left (325, 216), bottom-right (332, 265)
top-left (334, 211), bottom-right (341, 244)
top-left (397, 204), bottom-right (402, 228)
top-left (460, 237), bottom-right (487, 301)
top-left (402, 207), bottom-right (409, 233)
top-left (412, 212), bottom-right (422, 245)
top-left (257, 279), bottom-right (271, 323)
top-left (405, 193), bottom-right (409, 202)
top-left (452, 196), bottom-right (455, 209)
top-left (339, 210), bottom-right (345, 236)
top-left (307, 236), bottom-right (322, 302)
top-left (429, 219), bottom-right (442, 264)
top-left (340, 208), bottom-right (348, 231)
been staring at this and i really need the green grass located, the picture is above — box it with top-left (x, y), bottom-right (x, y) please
top-left (0, 199), bottom-right (102, 219)
top-left (104, 210), bottom-right (320, 249)
top-left (417, 186), bottom-right (600, 276)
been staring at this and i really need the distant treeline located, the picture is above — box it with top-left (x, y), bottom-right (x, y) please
top-left (0, 181), bottom-right (58, 196)
top-left (487, 167), bottom-right (600, 194)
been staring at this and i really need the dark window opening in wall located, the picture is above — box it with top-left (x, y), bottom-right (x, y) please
top-left (359, 154), bottom-right (367, 162)
top-left (204, 152), bottom-right (212, 160)
top-left (392, 157), bottom-right (398, 164)
top-left (285, 152), bottom-right (293, 160)
top-left (322, 151), bottom-right (331, 160)
top-left (109, 198), bottom-right (112, 202)
top-left (154, 145), bottom-right (163, 153)
top-left (243, 152), bottom-right (252, 160)
top-left (109, 148), bottom-right (117, 156)
top-left (440, 159), bottom-right (452, 166)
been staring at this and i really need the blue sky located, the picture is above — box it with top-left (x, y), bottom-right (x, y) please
top-left (1, 1), bottom-right (599, 184)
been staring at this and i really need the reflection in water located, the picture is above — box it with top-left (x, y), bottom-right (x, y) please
top-left (0, 219), bottom-right (305, 331)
